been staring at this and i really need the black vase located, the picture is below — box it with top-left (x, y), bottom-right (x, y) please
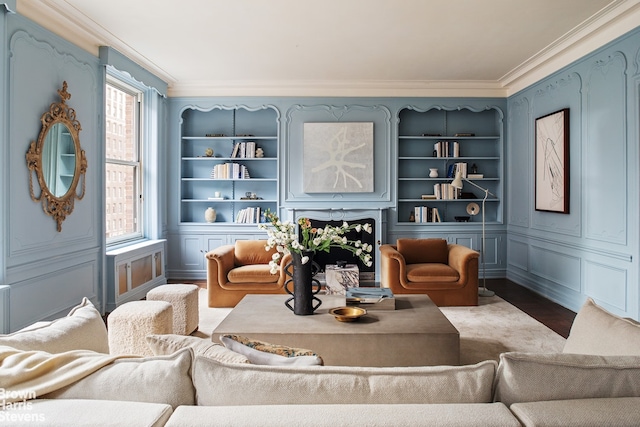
top-left (284, 250), bottom-right (322, 315)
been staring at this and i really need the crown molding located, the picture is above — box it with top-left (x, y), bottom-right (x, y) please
top-left (167, 80), bottom-right (508, 98)
top-left (501, 0), bottom-right (640, 96)
top-left (16, 0), bottom-right (640, 98)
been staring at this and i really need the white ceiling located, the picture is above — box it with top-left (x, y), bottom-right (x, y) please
top-left (15, 0), bottom-right (640, 97)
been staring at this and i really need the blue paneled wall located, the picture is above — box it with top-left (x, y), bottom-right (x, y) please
top-left (2, 4), bottom-right (640, 331)
top-left (506, 27), bottom-right (640, 318)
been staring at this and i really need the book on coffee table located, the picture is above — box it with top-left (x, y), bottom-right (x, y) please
top-left (346, 287), bottom-right (395, 310)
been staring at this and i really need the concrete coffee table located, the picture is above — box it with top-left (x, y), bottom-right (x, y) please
top-left (212, 294), bottom-right (459, 367)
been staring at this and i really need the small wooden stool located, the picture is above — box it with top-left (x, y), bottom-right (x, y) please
top-left (107, 300), bottom-right (173, 356)
top-left (147, 284), bottom-right (199, 335)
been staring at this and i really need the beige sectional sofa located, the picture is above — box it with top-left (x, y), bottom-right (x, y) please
top-left (2, 297), bottom-right (640, 426)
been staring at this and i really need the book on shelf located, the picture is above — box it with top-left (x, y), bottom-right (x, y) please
top-left (433, 183), bottom-right (459, 200)
top-left (210, 162), bottom-right (250, 179)
top-left (421, 194), bottom-right (437, 200)
top-left (413, 206), bottom-right (442, 223)
top-left (235, 206), bottom-right (262, 224)
top-left (207, 197), bottom-right (226, 200)
top-left (467, 173), bottom-right (484, 179)
top-left (230, 141), bottom-right (257, 159)
top-left (447, 162), bottom-right (467, 178)
top-left (433, 141), bottom-right (460, 158)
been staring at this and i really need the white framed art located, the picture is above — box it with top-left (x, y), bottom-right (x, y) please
top-left (303, 122), bottom-right (374, 193)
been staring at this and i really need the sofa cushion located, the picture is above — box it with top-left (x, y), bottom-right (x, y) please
top-left (193, 357), bottom-right (497, 406)
top-left (0, 298), bottom-right (109, 354)
top-left (406, 264), bottom-right (460, 282)
top-left (220, 334), bottom-right (323, 366)
top-left (43, 348), bottom-right (195, 409)
top-left (510, 397), bottom-right (640, 427)
top-left (146, 334), bottom-right (249, 364)
top-left (493, 352), bottom-right (640, 406)
top-left (0, 399), bottom-right (173, 427)
top-left (234, 240), bottom-right (276, 266)
top-left (227, 264), bottom-right (279, 283)
top-left (397, 238), bottom-right (448, 265)
top-left (563, 297), bottom-right (640, 355)
top-left (166, 403), bottom-right (521, 427)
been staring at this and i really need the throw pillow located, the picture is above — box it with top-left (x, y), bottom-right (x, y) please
top-left (146, 334), bottom-right (249, 364)
top-left (397, 238), bottom-right (448, 265)
top-left (493, 352), bottom-right (640, 406)
top-left (219, 334), bottom-right (323, 366)
top-left (193, 357), bottom-right (498, 406)
top-left (0, 298), bottom-right (109, 354)
top-left (563, 297), bottom-right (640, 355)
top-left (43, 347), bottom-right (195, 409)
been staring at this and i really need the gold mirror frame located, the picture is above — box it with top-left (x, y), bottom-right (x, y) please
top-left (26, 81), bottom-right (87, 232)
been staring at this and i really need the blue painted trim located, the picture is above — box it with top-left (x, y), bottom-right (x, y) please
top-left (2, 1), bottom-right (16, 13)
top-left (99, 46), bottom-right (168, 96)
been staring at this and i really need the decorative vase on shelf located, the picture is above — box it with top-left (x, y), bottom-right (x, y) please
top-left (284, 250), bottom-right (322, 315)
top-left (429, 168), bottom-right (439, 178)
top-left (204, 207), bottom-right (217, 223)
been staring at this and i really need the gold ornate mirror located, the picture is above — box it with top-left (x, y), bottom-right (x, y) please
top-left (26, 81), bottom-right (87, 231)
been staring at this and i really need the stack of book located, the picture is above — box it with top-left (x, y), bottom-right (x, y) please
top-left (414, 206), bottom-right (441, 222)
top-left (235, 207), bottom-right (262, 223)
top-left (230, 141), bottom-right (256, 158)
top-left (433, 183), bottom-right (459, 200)
top-left (210, 163), bottom-right (250, 179)
top-left (433, 141), bottom-right (460, 158)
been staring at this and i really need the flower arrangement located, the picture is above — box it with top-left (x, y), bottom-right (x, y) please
top-left (258, 210), bottom-right (374, 274)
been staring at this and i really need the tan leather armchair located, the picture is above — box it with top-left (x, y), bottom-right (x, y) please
top-left (380, 238), bottom-right (480, 306)
top-left (206, 240), bottom-right (291, 308)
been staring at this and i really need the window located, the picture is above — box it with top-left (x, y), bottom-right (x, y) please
top-left (105, 75), bottom-right (143, 243)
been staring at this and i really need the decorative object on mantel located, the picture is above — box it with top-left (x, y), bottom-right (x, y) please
top-left (429, 168), bottom-right (439, 178)
top-left (258, 210), bottom-right (373, 315)
top-left (204, 207), bottom-right (217, 223)
top-left (204, 147), bottom-right (214, 157)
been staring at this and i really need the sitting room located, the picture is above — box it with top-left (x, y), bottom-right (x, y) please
top-left (2, 0), bottom-right (640, 425)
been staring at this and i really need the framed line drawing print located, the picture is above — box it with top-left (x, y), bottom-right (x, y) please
top-left (535, 108), bottom-right (569, 213)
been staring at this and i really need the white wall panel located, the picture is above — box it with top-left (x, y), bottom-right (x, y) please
top-left (584, 260), bottom-right (627, 312)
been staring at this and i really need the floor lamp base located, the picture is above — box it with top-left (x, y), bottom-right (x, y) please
top-left (478, 287), bottom-right (495, 297)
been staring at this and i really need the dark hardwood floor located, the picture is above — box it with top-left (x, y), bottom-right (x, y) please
top-left (174, 278), bottom-right (577, 339)
top-left (486, 278), bottom-right (576, 338)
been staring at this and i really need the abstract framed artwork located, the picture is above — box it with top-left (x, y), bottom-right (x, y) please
top-left (303, 122), bottom-right (374, 193)
top-left (535, 108), bottom-right (569, 213)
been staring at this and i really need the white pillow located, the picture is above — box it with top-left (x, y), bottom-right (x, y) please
top-left (193, 356), bottom-right (498, 406)
top-left (494, 352), bottom-right (640, 406)
top-left (0, 298), bottom-right (109, 354)
top-left (563, 298), bottom-right (640, 355)
top-left (146, 334), bottom-right (249, 364)
top-left (220, 334), bottom-right (323, 366)
top-left (43, 348), bottom-right (195, 409)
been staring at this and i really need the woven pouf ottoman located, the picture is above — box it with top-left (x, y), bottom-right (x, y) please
top-left (147, 284), bottom-right (199, 335)
top-left (107, 300), bottom-right (173, 356)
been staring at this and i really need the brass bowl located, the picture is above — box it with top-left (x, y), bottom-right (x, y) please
top-left (329, 306), bottom-right (367, 322)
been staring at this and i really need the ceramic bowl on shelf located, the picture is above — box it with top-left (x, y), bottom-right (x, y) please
top-left (329, 306), bottom-right (366, 322)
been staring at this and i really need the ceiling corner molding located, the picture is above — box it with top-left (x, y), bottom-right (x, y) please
top-left (502, 0), bottom-right (640, 96)
top-left (16, 0), bottom-right (176, 86)
top-left (168, 80), bottom-right (508, 98)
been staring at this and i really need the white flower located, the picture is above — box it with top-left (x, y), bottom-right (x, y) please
top-left (355, 224), bottom-right (362, 232)
top-left (301, 255), bottom-right (309, 264)
top-left (363, 224), bottom-right (372, 233)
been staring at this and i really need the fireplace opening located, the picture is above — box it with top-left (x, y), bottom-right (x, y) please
top-left (303, 218), bottom-right (375, 281)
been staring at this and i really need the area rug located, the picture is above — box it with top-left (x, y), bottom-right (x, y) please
top-left (194, 289), bottom-right (566, 365)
